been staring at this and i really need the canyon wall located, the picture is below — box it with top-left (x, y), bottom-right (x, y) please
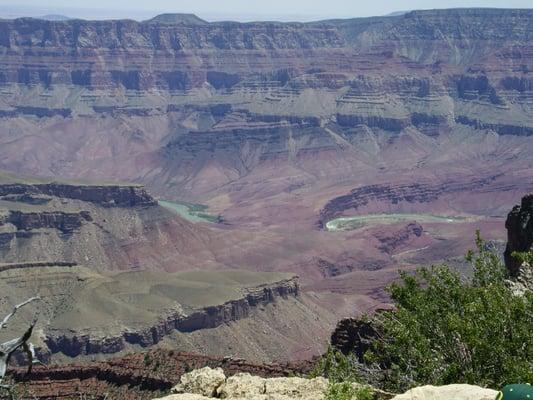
top-left (0, 9), bottom-right (530, 208)
top-left (44, 277), bottom-right (299, 357)
top-left (0, 182), bottom-right (156, 207)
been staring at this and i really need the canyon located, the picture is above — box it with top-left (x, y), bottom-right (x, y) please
top-left (7, 193), bottom-right (532, 399)
top-left (0, 8), bottom-right (531, 368)
top-left (0, 174), bottom-right (337, 363)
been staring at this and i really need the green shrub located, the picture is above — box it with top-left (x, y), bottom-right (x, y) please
top-left (311, 346), bottom-right (361, 383)
top-left (325, 382), bottom-right (375, 400)
top-left (366, 232), bottom-right (532, 391)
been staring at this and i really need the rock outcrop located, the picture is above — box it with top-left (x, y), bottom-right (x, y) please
top-left (11, 350), bottom-right (317, 400)
top-left (504, 194), bottom-right (533, 293)
top-left (0, 210), bottom-right (91, 233)
top-left (374, 222), bottom-right (424, 254)
top-left (44, 277), bottom-right (300, 357)
top-left (330, 317), bottom-right (379, 361)
top-left (0, 9), bottom-right (531, 208)
top-left (162, 367), bottom-right (376, 400)
top-left (390, 384), bottom-right (498, 400)
top-left (0, 172), bottom-right (220, 273)
top-left (504, 194), bottom-right (533, 276)
top-left (0, 182), bottom-right (157, 208)
top-left (319, 177), bottom-right (500, 226)
top-left (159, 370), bottom-right (499, 400)
top-left (173, 367), bottom-right (227, 397)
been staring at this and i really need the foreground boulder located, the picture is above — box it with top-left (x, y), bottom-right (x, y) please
top-left (157, 367), bottom-right (381, 399)
top-left (158, 368), bottom-right (501, 400)
top-left (173, 367), bottom-right (227, 397)
top-left (391, 384), bottom-right (499, 400)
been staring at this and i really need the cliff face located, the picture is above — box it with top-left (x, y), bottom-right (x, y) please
top-left (0, 174), bottom-right (223, 272)
top-left (504, 194), bottom-right (533, 277)
top-left (0, 182), bottom-right (156, 207)
top-left (0, 210), bottom-right (90, 233)
top-left (44, 277), bottom-right (299, 357)
top-left (0, 9), bottom-right (531, 205)
top-left (0, 10), bottom-right (532, 367)
top-left (0, 9), bottom-right (529, 89)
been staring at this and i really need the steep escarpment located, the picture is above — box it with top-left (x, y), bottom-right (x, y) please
top-left (0, 171), bottom-right (226, 272)
top-left (318, 176), bottom-right (503, 226)
top-left (0, 182), bottom-right (156, 207)
top-left (0, 10), bottom-right (532, 367)
top-left (1, 265), bottom-right (334, 363)
top-left (43, 276), bottom-right (300, 357)
top-left (0, 9), bottom-right (530, 202)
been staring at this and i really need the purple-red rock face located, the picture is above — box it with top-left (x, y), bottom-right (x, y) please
top-left (504, 194), bottom-right (533, 277)
top-left (0, 10), bottom-right (532, 366)
top-left (0, 9), bottom-right (531, 206)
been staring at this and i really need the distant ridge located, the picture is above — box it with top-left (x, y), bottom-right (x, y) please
top-left (386, 10), bottom-right (410, 16)
top-left (145, 13), bottom-right (208, 25)
top-left (38, 14), bottom-right (71, 21)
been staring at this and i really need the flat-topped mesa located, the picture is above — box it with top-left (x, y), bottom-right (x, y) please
top-left (146, 13), bottom-right (208, 25)
top-left (0, 182), bottom-right (157, 208)
top-left (0, 9), bottom-right (530, 91)
top-left (504, 194), bottom-right (533, 277)
top-left (44, 276), bottom-right (299, 357)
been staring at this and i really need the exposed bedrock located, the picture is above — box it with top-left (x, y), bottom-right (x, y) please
top-left (318, 176), bottom-right (500, 225)
top-left (455, 115), bottom-right (533, 137)
top-left (330, 317), bottom-right (380, 362)
top-left (0, 10), bottom-right (531, 198)
top-left (0, 9), bottom-right (530, 89)
top-left (374, 222), bottom-right (424, 254)
top-left (0, 183), bottom-right (156, 207)
top-left (504, 194), bottom-right (533, 277)
top-left (0, 210), bottom-right (91, 233)
top-left (10, 350), bottom-right (315, 399)
top-left (44, 278), bottom-right (299, 357)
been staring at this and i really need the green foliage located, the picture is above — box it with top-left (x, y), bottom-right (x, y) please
top-left (367, 232), bottom-right (533, 391)
top-left (314, 348), bottom-right (378, 399)
top-left (512, 251), bottom-right (533, 265)
top-left (310, 347), bottom-right (361, 383)
top-left (143, 352), bottom-right (152, 366)
top-left (325, 382), bottom-right (375, 400)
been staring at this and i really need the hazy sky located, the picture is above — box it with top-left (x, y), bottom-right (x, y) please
top-left (1, 0), bottom-right (531, 21)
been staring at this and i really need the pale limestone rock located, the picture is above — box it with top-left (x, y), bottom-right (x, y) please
top-left (217, 373), bottom-right (266, 398)
top-left (391, 384), bottom-right (499, 400)
top-left (233, 396), bottom-right (293, 400)
top-left (154, 395), bottom-right (210, 400)
top-left (264, 377), bottom-right (329, 399)
top-left (172, 367), bottom-right (226, 397)
top-left (158, 368), bottom-right (390, 400)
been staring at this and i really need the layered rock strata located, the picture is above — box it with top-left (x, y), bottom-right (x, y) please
top-left (0, 182), bottom-right (156, 208)
top-left (0, 9), bottom-right (531, 204)
top-left (10, 350), bottom-right (316, 400)
top-left (44, 277), bottom-right (299, 357)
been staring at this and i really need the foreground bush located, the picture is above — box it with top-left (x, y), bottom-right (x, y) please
top-left (366, 233), bottom-right (532, 391)
top-left (317, 233), bottom-right (532, 395)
